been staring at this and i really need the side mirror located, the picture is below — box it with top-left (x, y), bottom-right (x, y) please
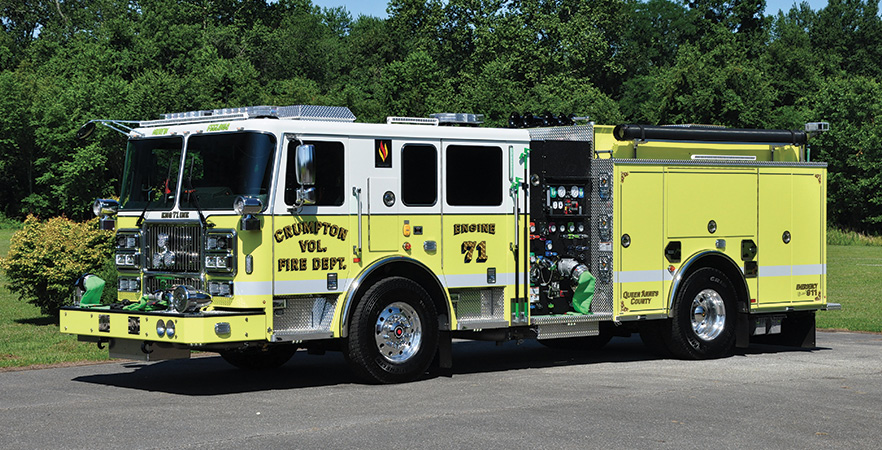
top-left (295, 144), bottom-right (316, 186)
top-left (92, 198), bottom-right (119, 230)
top-left (76, 121), bottom-right (97, 140)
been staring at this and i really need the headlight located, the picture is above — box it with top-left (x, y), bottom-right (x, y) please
top-left (156, 319), bottom-right (166, 337)
top-left (172, 285), bottom-right (212, 313)
top-left (115, 253), bottom-right (141, 268)
top-left (208, 281), bottom-right (233, 297)
top-left (115, 232), bottom-right (140, 249)
top-left (206, 234), bottom-right (233, 251)
top-left (165, 320), bottom-right (176, 338)
top-left (557, 186), bottom-right (566, 198)
top-left (205, 255), bottom-right (232, 271)
top-left (118, 277), bottom-right (141, 292)
top-left (570, 186), bottom-right (580, 198)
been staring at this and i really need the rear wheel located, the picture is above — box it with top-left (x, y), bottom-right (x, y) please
top-left (219, 344), bottom-right (297, 370)
top-left (665, 267), bottom-right (737, 359)
top-left (346, 277), bottom-right (438, 384)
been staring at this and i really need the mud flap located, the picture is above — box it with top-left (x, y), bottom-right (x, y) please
top-left (435, 330), bottom-right (453, 375)
top-left (779, 311), bottom-right (816, 348)
top-left (736, 313), bottom-right (750, 348)
top-left (749, 311), bottom-right (817, 348)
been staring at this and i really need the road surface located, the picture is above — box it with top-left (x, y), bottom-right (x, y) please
top-left (0, 331), bottom-right (879, 449)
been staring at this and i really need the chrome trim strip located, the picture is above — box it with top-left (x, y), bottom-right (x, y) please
top-left (615, 313), bottom-right (669, 322)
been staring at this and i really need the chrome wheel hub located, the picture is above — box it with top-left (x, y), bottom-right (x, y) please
top-left (375, 302), bottom-right (422, 363)
top-left (690, 289), bottom-right (726, 341)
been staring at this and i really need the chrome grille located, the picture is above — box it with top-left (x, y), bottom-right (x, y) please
top-left (145, 223), bottom-right (202, 272)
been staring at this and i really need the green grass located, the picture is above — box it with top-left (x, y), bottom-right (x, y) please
top-left (0, 230), bottom-right (878, 370)
top-left (0, 228), bottom-right (108, 369)
top-left (818, 245), bottom-right (882, 332)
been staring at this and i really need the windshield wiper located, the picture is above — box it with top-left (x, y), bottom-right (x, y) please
top-left (137, 159), bottom-right (175, 228)
top-left (185, 155), bottom-right (213, 228)
top-left (135, 189), bottom-right (154, 228)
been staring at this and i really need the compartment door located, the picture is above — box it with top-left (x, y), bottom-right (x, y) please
top-left (618, 169), bottom-right (666, 316)
top-left (368, 177), bottom-right (400, 252)
top-left (790, 172), bottom-right (824, 303)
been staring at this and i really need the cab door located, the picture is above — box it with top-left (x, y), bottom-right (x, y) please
top-left (441, 141), bottom-right (513, 328)
top-left (273, 137), bottom-right (351, 297)
top-left (396, 140), bottom-right (442, 275)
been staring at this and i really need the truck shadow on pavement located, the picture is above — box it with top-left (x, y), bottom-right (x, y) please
top-left (72, 335), bottom-right (827, 396)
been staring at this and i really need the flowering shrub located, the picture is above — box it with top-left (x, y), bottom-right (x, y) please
top-left (0, 215), bottom-right (114, 316)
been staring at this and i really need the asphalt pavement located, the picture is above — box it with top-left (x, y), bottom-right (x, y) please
top-left (0, 331), bottom-right (880, 449)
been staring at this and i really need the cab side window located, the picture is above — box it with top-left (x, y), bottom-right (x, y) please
top-left (446, 145), bottom-right (502, 206)
top-left (401, 144), bottom-right (437, 206)
top-left (285, 141), bottom-right (345, 206)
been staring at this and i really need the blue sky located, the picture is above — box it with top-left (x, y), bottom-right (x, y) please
top-left (310, 0), bottom-right (831, 20)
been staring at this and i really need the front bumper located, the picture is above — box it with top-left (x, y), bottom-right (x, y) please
top-left (60, 307), bottom-right (268, 345)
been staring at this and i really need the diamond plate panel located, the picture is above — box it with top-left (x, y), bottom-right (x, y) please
top-left (273, 296), bottom-right (337, 334)
top-left (452, 288), bottom-right (505, 326)
top-left (528, 125), bottom-right (594, 142)
top-left (590, 159), bottom-right (615, 315)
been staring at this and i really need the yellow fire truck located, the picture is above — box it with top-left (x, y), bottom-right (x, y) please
top-left (62, 105), bottom-right (838, 383)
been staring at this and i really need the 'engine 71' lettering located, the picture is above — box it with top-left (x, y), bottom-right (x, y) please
top-left (461, 241), bottom-right (488, 263)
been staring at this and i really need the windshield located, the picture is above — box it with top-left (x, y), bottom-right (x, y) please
top-left (180, 132), bottom-right (276, 210)
top-left (119, 137), bottom-right (184, 211)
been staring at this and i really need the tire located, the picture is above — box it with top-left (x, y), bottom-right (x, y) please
top-left (346, 277), bottom-right (439, 384)
top-left (219, 344), bottom-right (297, 370)
top-left (665, 267), bottom-right (737, 359)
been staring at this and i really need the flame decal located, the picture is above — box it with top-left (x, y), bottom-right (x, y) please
top-left (378, 141), bottom-right (389, 162)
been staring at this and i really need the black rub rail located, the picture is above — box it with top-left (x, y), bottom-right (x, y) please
top-left (613, 124), bottom-right (808, 146)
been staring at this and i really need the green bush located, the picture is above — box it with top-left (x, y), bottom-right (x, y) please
top-left (827, 227), bottom-right (882, 246)
top-left (0, 215), bottom-right (113, 316)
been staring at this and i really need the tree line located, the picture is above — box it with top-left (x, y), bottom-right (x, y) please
top-left (1, 0), bottom-right (881, 232)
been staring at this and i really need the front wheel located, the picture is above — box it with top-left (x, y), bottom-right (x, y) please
top-left (665, 267), bottom-right (737, 359)
top-left (346, 277), bottom-right (439, 384)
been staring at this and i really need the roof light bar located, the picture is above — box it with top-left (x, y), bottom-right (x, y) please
top-left (140, 105), bottom-right (356, 127)
top-left (430, 113), bottom-right (484, 126)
